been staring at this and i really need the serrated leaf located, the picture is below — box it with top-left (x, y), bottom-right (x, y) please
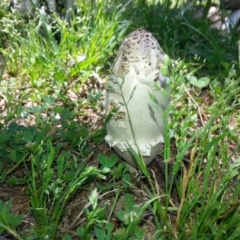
top-left (105, 222), bottom-right (114, 233)
top-left (77, 227), bottom-right (85, 237)
top-left (23, 131), bottom-right (34, 142)
top-left (109, 155), bottom-right (118, 167)
top-left (62, 235), bottom-right (72, 240)
top-left (94, 225), bottom-right (107, 240)
top-left (124, 194), bottom-right (135, 211)
top-left (134, 226), bottom-right (145, 238)
top-left (98, 154), bottom-right (108, 167)
top-left (116, 210), bottom-right (128, 223)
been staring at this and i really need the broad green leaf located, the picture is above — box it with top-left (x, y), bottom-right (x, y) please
top-left (188, 74), bottom-right (210, 88)
top-left (94, 225), bottom-right (107, 240)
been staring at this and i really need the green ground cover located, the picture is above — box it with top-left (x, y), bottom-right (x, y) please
top-left (0, 0), bottom-right (239, 239)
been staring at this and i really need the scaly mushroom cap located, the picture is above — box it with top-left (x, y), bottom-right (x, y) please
top-left (113, 28), bottom-right (166, 82)
top-left (105, 29), bottom-right (170, 170)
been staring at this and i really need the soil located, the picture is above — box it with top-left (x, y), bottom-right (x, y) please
top-left (0, 139), bottom-right (179, 239)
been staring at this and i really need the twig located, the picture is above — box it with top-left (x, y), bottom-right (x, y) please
top-left (184, 86), bottom-right (207, 127)
top-left (176, 145), bottom-right (196, 229)
top-left (0, 92), bottom-right (8, 102)
top-left (12, 201), bottom-right (29, 212)
top-left (151, 169), bottom-right (163, 203)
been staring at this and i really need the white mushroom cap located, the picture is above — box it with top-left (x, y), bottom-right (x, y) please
top-left (222, 9), bottom-right (240, 31)
top-left (10, 0), bottom-right (34, 15)
top-left (207, 6), bottom-right (222, 30)
top-left (105, 29), bottom-right (171, 170)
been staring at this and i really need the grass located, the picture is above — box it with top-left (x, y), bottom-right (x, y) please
top-left (0, 0), bottom-right (240, 239)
